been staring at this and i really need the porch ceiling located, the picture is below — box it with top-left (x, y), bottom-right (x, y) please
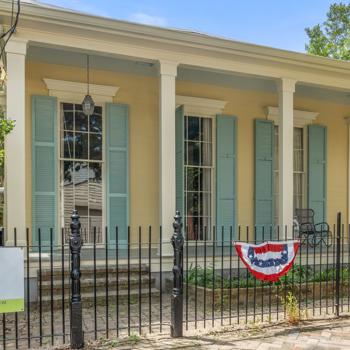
top-left (27, 45), bottom-right (350, 106)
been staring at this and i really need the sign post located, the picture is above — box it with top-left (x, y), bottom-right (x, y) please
top-left (0, 248), bottom-right (24, 313)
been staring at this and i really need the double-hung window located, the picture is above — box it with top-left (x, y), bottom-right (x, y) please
top-left (184, 116), bottom-right (213, 241)
top-left (60, 103), bottom-right (103, 242)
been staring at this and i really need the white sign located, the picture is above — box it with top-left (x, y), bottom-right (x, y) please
top-left (0, 248), bottom-right (24, 313)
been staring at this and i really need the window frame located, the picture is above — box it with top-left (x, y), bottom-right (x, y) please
top-left (56, 99), bottom-right (107, 245)
top-left (183, 113), bottom-right (216, 242)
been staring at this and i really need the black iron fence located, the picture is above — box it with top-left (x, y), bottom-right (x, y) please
top-left (0, 212), bottom-right (349, 349)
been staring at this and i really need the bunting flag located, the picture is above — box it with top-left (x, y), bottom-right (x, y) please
top-left (233, 240), bottom-right (300, 282)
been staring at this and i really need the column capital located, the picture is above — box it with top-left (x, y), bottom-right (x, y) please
top-left (158, 60), bottom-right (178, 77)
top-left (277, 78), bottom-right (297, 93)
top-left (345, 116), bottom-right (350, 125)
top-left (5, 37), bottom-right (28, 56)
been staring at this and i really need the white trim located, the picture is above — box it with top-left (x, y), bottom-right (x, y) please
top-left (176, 95), bottom-right (227, 118)
top-left (43, 78), bottom-right (119, 104)
top-left (265, 106), bottom-right (319, 128)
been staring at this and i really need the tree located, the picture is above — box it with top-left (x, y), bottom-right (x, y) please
top-left (305, 2), bottom-right (350, 60)
top-left (0, 108), bottom-right (15, 182)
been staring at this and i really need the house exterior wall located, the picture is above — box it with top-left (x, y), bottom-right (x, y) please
top-left (25, 59), bottom-right (349, 242)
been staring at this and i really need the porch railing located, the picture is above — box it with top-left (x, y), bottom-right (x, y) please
top-left (0, 211), bottom-right (348, 349)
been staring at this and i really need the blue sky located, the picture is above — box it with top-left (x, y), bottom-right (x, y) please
top-left (41, 0), bottom-right (338, 53)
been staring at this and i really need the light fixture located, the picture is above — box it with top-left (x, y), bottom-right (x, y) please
top-left (82, 54), bottom-right (95, 116)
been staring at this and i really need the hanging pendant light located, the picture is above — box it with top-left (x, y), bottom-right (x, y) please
top-left (82, 54), bottom-right (95, 116)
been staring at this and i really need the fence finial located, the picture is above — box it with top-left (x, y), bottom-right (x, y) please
top-left (170, 210), bottom-right (184, 338)
top-left (70, 209), bottom-right (84, 349)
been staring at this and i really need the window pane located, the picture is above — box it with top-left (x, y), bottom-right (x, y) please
top-left (63, 111), bottom-right (73, 130)
top-left (201, 193), bottom-right (211, 216)
top-left (75, 111), bottom-right (88, 132)
top-left (89, 163), bottom-right (102, 233)
top-left (90, 133), bottom-right (103, 160)
top-left (187, 141), bottom-right (200, 165)
top-left (201, 143), bottom-right (212, 166)
top-left (202, 168), bottom-right (211, 192)
top-left (187, 117), bottom-right (200, 140)
top-left (186, 167), bottom-right (200, 191)
top-left (90, 114), bottom-right (102, 133)
top-left (62, 103), bottom-right (73, 111)
top-left (187, 192), bottom-right (199, 217)
top-left (201, 118), bottom-right (212, 142)
top-left (187, 216), bottom-right (199, 240)
top-left (75, 132), bottom-right (88, 159)
top-left (62, 131), bottom-right (74, 158)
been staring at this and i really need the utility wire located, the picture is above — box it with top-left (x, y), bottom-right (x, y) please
top-left (0, 0), bottom-right (21, 63)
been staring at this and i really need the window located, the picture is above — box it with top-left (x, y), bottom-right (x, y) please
top-left (274, 126), bottom-right (305, 223)
top-left (184, 116), bottom-right (213, 240)
top-left (60, 103), bottom-right (103, 243)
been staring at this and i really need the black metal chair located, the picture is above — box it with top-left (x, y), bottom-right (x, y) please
top-left (294, 208), bottom-right (332, 247)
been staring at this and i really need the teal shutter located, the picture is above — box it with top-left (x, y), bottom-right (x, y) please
top-left (216, 115), bottom-right (237, 245)
top-left (106, 103), bottom-right (129, 245)
top-left (175, 106), bottom-right (184, 218)
top-left (254, 119), bottom-right (274, 241)
top-left (32, 95), bottom-right (57, 246)
top-left (308, 125), bottom-right (327, 223)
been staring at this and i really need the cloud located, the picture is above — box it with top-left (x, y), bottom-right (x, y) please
top-left (129, 13), bottom-right (167, 27)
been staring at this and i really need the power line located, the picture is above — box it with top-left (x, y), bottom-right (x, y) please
top-left (0, 0), bottom-right (21, 63)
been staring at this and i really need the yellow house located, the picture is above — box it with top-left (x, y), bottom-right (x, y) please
top-left (1, 0), bottom-right (350, 250)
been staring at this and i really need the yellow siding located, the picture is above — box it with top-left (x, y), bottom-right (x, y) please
top-left (26, 60), bottom-right (349, 242)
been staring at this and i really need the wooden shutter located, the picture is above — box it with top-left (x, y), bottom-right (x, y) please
top-left (175, 106), bottom-right (184, 218)
top-left (254, 119), bottom-right (274, 241)
top-left (106, 103), bottom-right (129, 245)
top-left (308, 125), bottom-right (327, 223)
top-left (32, 95), bottom-right (57, 246)
top-left (216, 115), bottom-right (237, 245)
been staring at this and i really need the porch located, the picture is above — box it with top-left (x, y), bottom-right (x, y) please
top-left (1, 0), bottom-right (350, 251)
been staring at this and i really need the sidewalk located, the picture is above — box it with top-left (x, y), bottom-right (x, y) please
top-left (53, 315), bottom-right (350, 350)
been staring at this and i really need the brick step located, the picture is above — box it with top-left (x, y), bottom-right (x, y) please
top-left (39, 287), bottom-right (160, 305)
top-left (38, 264), bottom-right (150, 281)
top-left (39, 276), bottom-right (156, 295)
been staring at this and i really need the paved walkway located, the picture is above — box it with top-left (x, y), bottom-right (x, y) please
top-left (53, 316), bottom-right (350, 350)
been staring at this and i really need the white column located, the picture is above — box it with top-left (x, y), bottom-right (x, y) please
top-left (5, 38), bottom-right (28, 245)
top-left (158, 60), bottom-right (178, 255)
top-left (277, 78), bottom-right (296, 235)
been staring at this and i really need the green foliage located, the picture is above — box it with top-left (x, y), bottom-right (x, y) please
top-left (283, 292), bottom-right (302, 324)
top-left (305, 2), bottom-right (350, 60)
top-left (186, 264), bottom-right (349, 289)
top-left (0, 108), bottom-right (15, 180)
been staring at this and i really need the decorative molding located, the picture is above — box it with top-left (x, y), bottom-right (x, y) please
top-left (158, 60), bottom-right (178, 77)
top-left (277, 78), bottom-right (297, 93)
top-left (5, 37), bottom-right (28, 55)
top-left (43, 78), bottom-right (119, 103)
top-left (176, 95), bottom-right (227, 117)
top-left (265, 106), bottom-right (318, 127)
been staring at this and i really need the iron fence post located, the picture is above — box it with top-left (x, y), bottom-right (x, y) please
top-left (170, 210), bottom-right (184, 338)
top-left (70, 209), bottom-right (84, 348)
top-left (335, 212), bottom-right (341, 317)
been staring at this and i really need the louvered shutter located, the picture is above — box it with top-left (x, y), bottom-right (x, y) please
top-left (254, 119), bottom-right (274, 241)
top-left (308, 125), bottom-right (327, 223)
top-left (216, 115), bottom-right (237, 245)
top-left (106, 103), bottom-right (129, 245)
top-left (32, 95), bottom-right (57, 246)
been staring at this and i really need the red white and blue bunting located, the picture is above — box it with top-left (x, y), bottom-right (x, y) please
top-left (233, 240), bottom-right (300, 282)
